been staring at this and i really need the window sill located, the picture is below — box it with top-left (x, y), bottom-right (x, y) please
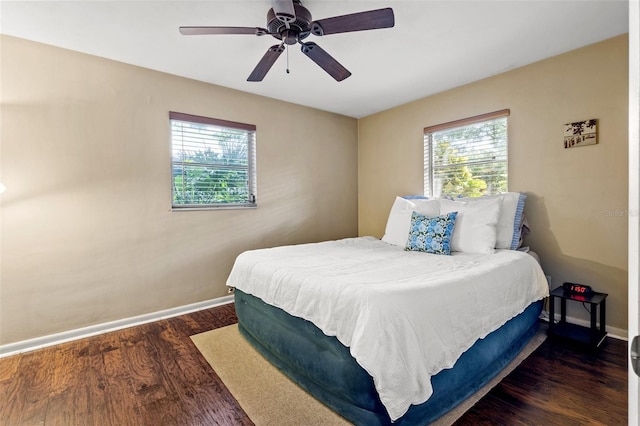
top-left (171, 204), bottom-right (257, 212)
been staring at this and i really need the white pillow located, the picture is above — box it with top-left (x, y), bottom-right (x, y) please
top-left (439, 198), bottom-right (501, 254)
top-left (459, 192), bottom-right (527, 249)
top-left (382, 197), bottom-right (440, 246)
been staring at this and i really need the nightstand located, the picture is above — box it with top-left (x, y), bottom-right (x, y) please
top-left (548, 286), bottom-right (608, 348)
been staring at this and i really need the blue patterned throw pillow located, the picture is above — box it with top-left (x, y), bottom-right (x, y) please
top-left (405, 211), bottom-right (458, 255)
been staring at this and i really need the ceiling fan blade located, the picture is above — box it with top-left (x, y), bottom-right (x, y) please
top-left (271, 0), bottom-right (296, 23)
top-left (311, 8), bottom-right (394, 36)
top-left (247, 44), bottom-right (285, 82)
top-left (179, 26), bottom-right (269, 36)
top-left (300, 42), bottom-right (351, 82)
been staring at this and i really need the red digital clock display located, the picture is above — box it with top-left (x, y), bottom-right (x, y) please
top-left (562, 282), bottom-right (593, 296)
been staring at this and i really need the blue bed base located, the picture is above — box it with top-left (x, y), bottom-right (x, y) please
top-left (234, 289), bottom-right (542, 425)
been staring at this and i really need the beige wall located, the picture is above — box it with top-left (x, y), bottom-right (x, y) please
top-left (1, 33), bottom-right (629, 345)
top-left (0, 35), bottom-right (359, 345)
top-left (358, 35), bottom-right (629, 332)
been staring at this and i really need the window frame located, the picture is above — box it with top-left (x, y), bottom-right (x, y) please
top-left (423, 109), bottom-right (509, 198)
top-left (170, 111), bottom-right (257, 211)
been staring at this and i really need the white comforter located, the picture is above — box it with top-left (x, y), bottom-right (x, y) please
top-left (227, 237), bottom-right (548, 421)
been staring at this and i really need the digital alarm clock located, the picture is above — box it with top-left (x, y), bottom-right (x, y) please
top-left (562, 282), bottom-right (593, 296)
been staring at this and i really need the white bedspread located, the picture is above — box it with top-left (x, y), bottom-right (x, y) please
top-left (227, 237), bottom-right (548, 421)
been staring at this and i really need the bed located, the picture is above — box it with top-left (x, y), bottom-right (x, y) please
top-left (227, 194), bottom-right (548, 425)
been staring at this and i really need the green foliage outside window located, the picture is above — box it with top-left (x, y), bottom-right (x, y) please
top-left (427, 117), bottom-right (507, 198)
top-left (171, 118), bottom-right (255, 208)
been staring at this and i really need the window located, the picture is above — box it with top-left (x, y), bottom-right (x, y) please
top-left (170, 112), bottom-right (256, 209)
top-left (424, 109), bottom-right (509, 198)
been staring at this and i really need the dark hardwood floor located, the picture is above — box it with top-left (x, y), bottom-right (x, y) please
top-left (455, 326), bottom-right (628, 426)
top-left (0, 303), bottom-right (628, 425)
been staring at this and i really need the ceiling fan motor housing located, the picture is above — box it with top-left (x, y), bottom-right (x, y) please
top-left (267, 3), bottom-right (312, 44)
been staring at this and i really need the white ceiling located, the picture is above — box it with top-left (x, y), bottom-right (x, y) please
top-left (0, 0), bottom-right (629, 118)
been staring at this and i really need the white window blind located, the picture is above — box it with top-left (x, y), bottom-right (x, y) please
top-left (170, 112), bottom-right (257, 209)
top-left (424, 110), bottom-right (509, 198)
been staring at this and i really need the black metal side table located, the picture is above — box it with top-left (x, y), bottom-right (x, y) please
top-left (548, 286), bottom-right (608, 348)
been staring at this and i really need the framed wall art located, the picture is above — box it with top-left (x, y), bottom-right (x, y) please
top-left (564, 119), bottom-right (598, 148)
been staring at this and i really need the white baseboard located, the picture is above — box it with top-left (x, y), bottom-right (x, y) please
top-left (0, 295), bottom-right (234, 358)
top-left (3, 297), bottom-right (626, 358)
top-left (541, 311), bottom-right (628, 341)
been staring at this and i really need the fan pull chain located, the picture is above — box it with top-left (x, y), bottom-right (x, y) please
top-left (286, 45), bottom-right (290, 74)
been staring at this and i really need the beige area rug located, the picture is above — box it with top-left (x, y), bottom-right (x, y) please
top-left (191, 324), bottom-right (546, 426)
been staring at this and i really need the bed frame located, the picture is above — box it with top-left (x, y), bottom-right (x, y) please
top-left (234, 289), bottom-right (542, 425)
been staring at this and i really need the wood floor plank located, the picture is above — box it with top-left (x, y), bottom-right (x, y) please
top-left (0, 364), bottom-right (28, 426)
top-left (168, 316), bottom-right (250, 423)
top-left (149, 318), bottom-right (216, 386)
top-left (44, 342), bottom-right (93, 425)
top-left (44, 385), bottom-right (92, 426)
top-left (83, 360), bottom-right (111, 426)
top-left (12, 347), bottom-right (56, 426)
top-left (0, 353), bottom-right (20, 381)
top-left (137, 394), bottom-right (195, 426)
top-left (119, 326), bottom-right (171, 407)
top-left (0, 303), bottom-right (628, 425)
top-left (88, 369), bottom-right (142, 425)
top-left (176, 309), bottom-right (224, 335)
top-left (86, 334), bottom-right (142, 426)
top-left (209, 302), bottom-right (239, 327)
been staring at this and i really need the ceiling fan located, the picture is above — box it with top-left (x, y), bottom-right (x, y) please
top-left (179, 0), bottom-right (394, 82)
